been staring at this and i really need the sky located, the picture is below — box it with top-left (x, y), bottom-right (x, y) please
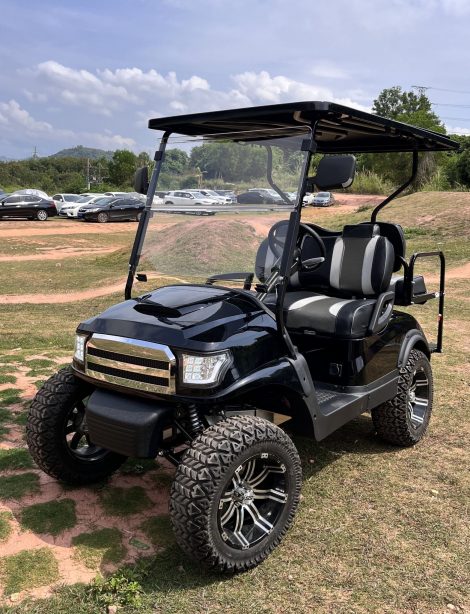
top-left (1, 0), bottom-right (470, 159)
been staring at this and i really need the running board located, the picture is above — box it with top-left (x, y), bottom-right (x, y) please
top-left (312, 372), bottom-right (399, 441)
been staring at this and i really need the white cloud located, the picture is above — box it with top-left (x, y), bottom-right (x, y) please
top-left (0, 99), bottom-right (136, 150)
top-left (446, 124), bottom-right (470, 136)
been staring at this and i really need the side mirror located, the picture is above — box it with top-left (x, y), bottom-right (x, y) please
top-left (308, 155), bottom-right (356, 190)
top-left (134, 166), bottom-right (149, 195)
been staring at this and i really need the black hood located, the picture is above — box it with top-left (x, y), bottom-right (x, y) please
top-left (78, 285), bottom-right (277, 352)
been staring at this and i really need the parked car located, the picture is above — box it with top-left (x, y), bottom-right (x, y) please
top-left (248, 188), bottom-right (284, 203)
top-left (52, 193), bottom-right (81, 212)
top-left (77, 196), bottom-right (145, 223)
top-left (103, 191), bottom-right (129, 197)
top-left (164, 191), bottom-right (214, 206)
top-left (313, 191), bottom-right (335, 207)
top-left (237, 190), bottom-right (282, 204)
top-left (198, 189), bottom-right (232, 204)
top-left (59, 195), bottom-right (104, 218)
top-left (0, 194), bottom-right (57, 221)
top-left (215, 189), bottom-right (236, 200)
top-left (302, 192), bottom-right (315, 205)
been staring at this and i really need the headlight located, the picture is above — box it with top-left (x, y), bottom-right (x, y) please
top-left (74, 334), bottom-right (87, 363)
top-left (86, 208), bottom-right (100, 212)
top-left (181, 351), bottom-right (231, 386)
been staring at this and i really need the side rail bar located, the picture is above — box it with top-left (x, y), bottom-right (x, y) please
top-left (406, 251), bottom-right (445, 353)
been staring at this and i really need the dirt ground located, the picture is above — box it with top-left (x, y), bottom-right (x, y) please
top-left (0, 194), bottom-right (468, 608)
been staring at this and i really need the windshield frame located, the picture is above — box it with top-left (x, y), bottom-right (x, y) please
top-left (125, 128), bottom-right (315, 357)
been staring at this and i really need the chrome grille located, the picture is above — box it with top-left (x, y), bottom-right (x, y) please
top-left (85, 333), bottom-right (176, 394)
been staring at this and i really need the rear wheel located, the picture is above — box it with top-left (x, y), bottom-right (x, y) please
top-left (36, 209), bottom-right (48, 221)
top-left (27, 367), bottom-right (126, 484)
top-left (170, 415), bottom-right (302, 573)
top-left (97, 212), bottom-right (109, 223)
top-left (372, 349), bottom-right (433, 446)
top-left (135, 211), bottom-right (142, 222)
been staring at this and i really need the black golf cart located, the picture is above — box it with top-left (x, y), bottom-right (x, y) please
top-left (27, 102), bottom-right (458, 572)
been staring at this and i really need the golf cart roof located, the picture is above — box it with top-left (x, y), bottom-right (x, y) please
top-left (148, 101), bottom-right (459, 153)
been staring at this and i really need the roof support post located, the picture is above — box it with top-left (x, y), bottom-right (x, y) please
top-left (371, 150), bottom-right (419, 223)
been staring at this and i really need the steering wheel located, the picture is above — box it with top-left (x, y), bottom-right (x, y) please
top-left (267, 220), bottom-right (326, 271)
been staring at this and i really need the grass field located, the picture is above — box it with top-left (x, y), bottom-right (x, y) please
top-left (0, 193), bottom-right (468, 613)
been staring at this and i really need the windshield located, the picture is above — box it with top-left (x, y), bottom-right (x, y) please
top-left (91, 197), bottom-right (113, 206)
top-left (64, 194), bottom-right (80, 202)
top-left (136, 129), bottom-right (309, 293)
top-left (316, 192), bottom-right (329, 197)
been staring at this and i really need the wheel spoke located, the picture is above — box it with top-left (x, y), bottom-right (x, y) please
top-left (69, 432), bottom-right (83, 450)
top-left (253, 488), bottom-right (288, 504)
top-left (220, 501), bottom-right (236, 526)
top-left (245, 501), bottom-right (273, 535)
top-left (247, 464), bottom-right (285, 488)
top-left (242, 459), bottom-right (257, 483)
top-left (232, 507), bottom-right (250, 548)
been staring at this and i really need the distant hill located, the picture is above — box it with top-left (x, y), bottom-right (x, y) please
top-left (49, 145), bottom-right (113, 160)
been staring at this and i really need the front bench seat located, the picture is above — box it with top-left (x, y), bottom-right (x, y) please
top-left (266, 224), bottom-right (395, 338)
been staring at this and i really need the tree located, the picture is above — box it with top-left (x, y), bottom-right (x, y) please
top-left (108, 150), bottom-right (137, 187)
top-left (163, 149), bottom-right (189, 175)
top-left (361, 87), bottom-right (446, 186)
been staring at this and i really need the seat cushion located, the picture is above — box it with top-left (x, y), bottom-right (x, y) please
top-left (267, 291), bottom-right (377, 338)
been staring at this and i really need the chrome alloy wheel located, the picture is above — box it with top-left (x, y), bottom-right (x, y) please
top-left (407, 368), bottom-right (430, 429)
top-left (217, 453), bottom-right (288, 550)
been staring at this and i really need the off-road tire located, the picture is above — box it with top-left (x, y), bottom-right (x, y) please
top-left (97, 212), bottom-right (109, 223)
top-left (27, 367), bottom-right (126, 484)
top-left (36, 209), bottom-right (48, 221)
top-left (169, 415), bottom-right (302, 573)
top-left (371, 349), bottom-right (433, 446)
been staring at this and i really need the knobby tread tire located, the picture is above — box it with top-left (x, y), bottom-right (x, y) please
top-left (26, 366), bottom-right (126, 484)
top-left (169, 415), bottom-right (302, 573)
top-left (371, 349), bottom-right (433, 447)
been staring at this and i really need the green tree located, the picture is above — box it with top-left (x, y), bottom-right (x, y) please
top-left (361, 86), bottom-right (446, 187)
top-left (163, 149), bottom-right (189, 175)
top-left (108, 150), bottom-right (137, 187)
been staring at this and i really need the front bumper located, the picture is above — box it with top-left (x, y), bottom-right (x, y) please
top-left (86, 388), bottom-right (174, 457)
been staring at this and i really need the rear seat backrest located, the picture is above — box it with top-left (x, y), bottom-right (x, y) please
top-left (329, 224), bottom-right (394, 297)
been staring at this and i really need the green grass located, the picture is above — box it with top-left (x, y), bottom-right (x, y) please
top-left (99, 486), bottom-right (153, 517)
top-left (72, 528), bottom-right (126, 569)
top-left (0, 389), bottom-right (22, 407)
top-left (0, 511), bottom-right (12, 542)
top-left (0, 473), bottom-right (40, 500)
top-left (0, 448), bottom-right (34, 471)
top-left (0, 374), bottom-right (16, 384)
top-left (140, 515), bottom-right (175, 548)
top-left (0, 548), bottom-right (59, 595)
top-left (20, 499), bottom-right (77, 536)
top-left (0, 194), bottom-right (468, 613)
top-left (0, 249), bottom-right (129, 295)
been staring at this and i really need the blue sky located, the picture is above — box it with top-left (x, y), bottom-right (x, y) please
top-left (1, 0), bottom-right (470, 158)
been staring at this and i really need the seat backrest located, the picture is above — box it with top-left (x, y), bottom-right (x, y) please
top-left (373, 222), bottom-right (406, 272)
top-left (330, 223), bottom-right (394, 297)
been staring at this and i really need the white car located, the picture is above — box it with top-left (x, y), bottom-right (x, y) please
top-left (103, 191), bottom-right (129, 197)
top-left (164, 191), bottom-right (215, 206)
top-left (197, 189), bottom-right (231, 204)
top-left (51, 193), bottom-right (81, 212)
top-left (59, 194), bottom-right (103, 218)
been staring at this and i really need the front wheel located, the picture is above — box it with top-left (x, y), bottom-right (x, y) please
top-left (26, 367), bottom-right (126, 484)
top-left (170, 415), bottom-right (302, 573)
top-left (135, 211), bottom-right (142, 222)
top-left (372, 349), bottom-right (433, 446)
top-left (97, 212), bottom-right (109, 223)
top-left (36, 209), bottom-right (48, 221)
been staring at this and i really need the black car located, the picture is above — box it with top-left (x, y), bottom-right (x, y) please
top-left (77, 196), bottom-right (145, 223)
top-left (237, 190), bottom-right (281, 204)
top-left (0, 194), bottom-right (57, 221)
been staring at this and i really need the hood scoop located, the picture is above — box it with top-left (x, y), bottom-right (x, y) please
top-left (134, 301), bottom-right (182, 318)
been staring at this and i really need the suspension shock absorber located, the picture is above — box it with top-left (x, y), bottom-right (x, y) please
top-left (188, 404), bottom-right (203, 436)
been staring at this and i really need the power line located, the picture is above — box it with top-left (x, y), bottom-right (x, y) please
top-left (432, 102), bottom-right (470, 108)
top-left (441, 116), bottom-right (470, 122)
top-left (413, 85), bottom-right (470, 95)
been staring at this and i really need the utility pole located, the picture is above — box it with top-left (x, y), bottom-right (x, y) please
top-left (32, 146), bottom-right (38, 159)
top-left (86, 158), bottom-right (91, 190)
